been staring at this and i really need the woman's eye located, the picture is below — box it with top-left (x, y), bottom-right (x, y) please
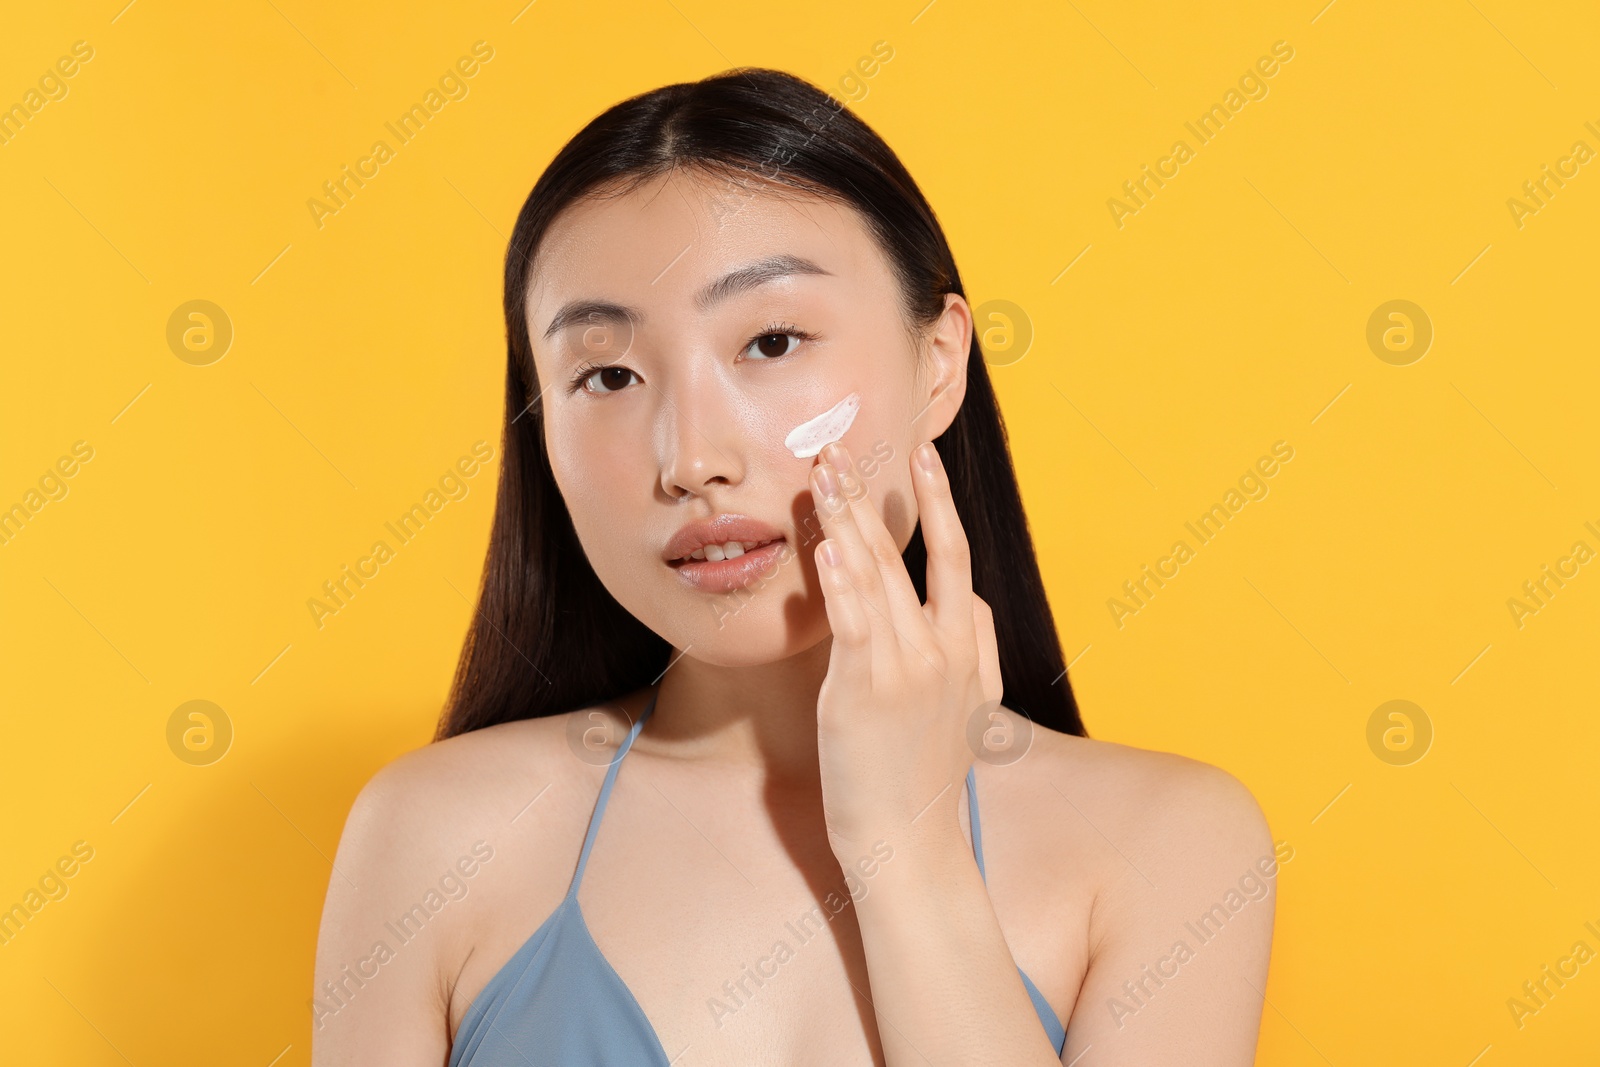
top-left (581, 366), bottom-right (639, 393)
top-left (744, 331), bottom-right (803, 360)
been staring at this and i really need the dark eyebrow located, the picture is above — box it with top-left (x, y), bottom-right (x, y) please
top-left (540, 254), bottom-right (831, 343)
top-left (693, 253), bottom-right (831, 311)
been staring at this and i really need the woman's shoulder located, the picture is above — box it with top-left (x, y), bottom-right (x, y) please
top-left (322, 697), bottom-right (651, 924)
top-left (324, 715), bottom-right (568, 911)
top-left (1000, 722), bottom-right (1279, 1044)
top-left (341, 695), bottom-right (653, 848)
top-left (1000, 719), bottom-right (1275, 882)
top-left (1039, 724), bottom-right (1265, 813)
top-left (335, 690), bottom-right (662, 871)
top-left (313, 702), bottom-right (638, 1052)
top-left (355, 713), bottom-right (572, 818)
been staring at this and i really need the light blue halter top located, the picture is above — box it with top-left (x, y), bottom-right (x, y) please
top-left (448, 693), bottom-right (1068, 1063)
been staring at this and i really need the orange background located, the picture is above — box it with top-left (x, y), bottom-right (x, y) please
top-left (2, 1), bottom-right (1596, 1063)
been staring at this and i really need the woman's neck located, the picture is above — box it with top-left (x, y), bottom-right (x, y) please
top-left (648, 636), bottom-right (833, 786)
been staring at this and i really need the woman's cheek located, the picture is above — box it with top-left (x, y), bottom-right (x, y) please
top-left (548, 429), bottom-right (645, 571)
top-left (848, 431), bottom-right (917, 550)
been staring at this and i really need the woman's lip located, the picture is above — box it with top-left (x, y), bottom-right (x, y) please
top-left (665, 536), bottom-right (782, 566)
top-left (668, 539), bottom-right (790, 593)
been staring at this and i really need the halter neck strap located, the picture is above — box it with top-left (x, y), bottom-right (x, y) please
top-left (565, 690), bottom-right (658, 901)
top-left (966, 764), bottom-right (987, 883)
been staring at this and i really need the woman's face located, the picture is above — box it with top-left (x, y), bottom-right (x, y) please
top-left (525, 169), bottom-right (970, 666)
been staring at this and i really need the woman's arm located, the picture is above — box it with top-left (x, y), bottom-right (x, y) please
top-left (310, 759), bottom-right (454, 1067)
top-left (804, 438), bottom-right (1276, 1063)
top-left (1059, 758), bottom-right (1277, 1065)
top-left (804, 439), bottom-right (1069, 1064)
top-left (850, 753), bottom-right (1276, 1066)
top-left (847, 815), bottom-right (1069, 1064)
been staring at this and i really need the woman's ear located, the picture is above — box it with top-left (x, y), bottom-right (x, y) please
top-left (913, 293), bottom-right (972, 441)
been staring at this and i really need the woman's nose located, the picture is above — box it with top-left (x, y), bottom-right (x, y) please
top-left (656, 375), bottom-right (746, 499)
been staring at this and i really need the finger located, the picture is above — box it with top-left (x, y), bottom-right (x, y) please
top-left (972, 594), bottom-right (1003, 705)
top-left (910, 441), bottom-right (976, 643)
top-left (811, 458), bottom-right (899, 668)
top-left (815, 538), bottom-right (873, 685)
top-left (822, 442), bottom-right (933, 642)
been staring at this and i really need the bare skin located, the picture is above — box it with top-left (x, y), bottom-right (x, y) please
top-left (312, 170), bottom-right (1275, 1066)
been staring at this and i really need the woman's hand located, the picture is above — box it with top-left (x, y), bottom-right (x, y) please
top-left (808, 439), bottom-right (1004, 857)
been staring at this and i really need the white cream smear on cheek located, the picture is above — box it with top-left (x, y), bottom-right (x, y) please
top-left (784, 392), bottom-right (861, 458)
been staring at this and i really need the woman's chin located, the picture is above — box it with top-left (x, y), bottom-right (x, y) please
top-left (653, 609), bottom-right (832, 669)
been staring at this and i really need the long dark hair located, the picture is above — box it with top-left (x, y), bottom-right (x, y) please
top-left (434, 68), bottom-right (1085, 741)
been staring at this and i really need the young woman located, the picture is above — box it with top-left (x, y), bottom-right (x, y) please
top-left (313, 68), bottom-right (1276, 1066)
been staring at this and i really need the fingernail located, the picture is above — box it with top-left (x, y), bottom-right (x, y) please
top-left (815, 462), bottom-right (840, 502)
top-left (837, 466), bottom-right (862, 499)
top-left (823, 441), bottom-right (849, 466)
top-left (819, 539), bottom-right (841, 567)
top-left (916, 443), bottom-right (940, 472)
